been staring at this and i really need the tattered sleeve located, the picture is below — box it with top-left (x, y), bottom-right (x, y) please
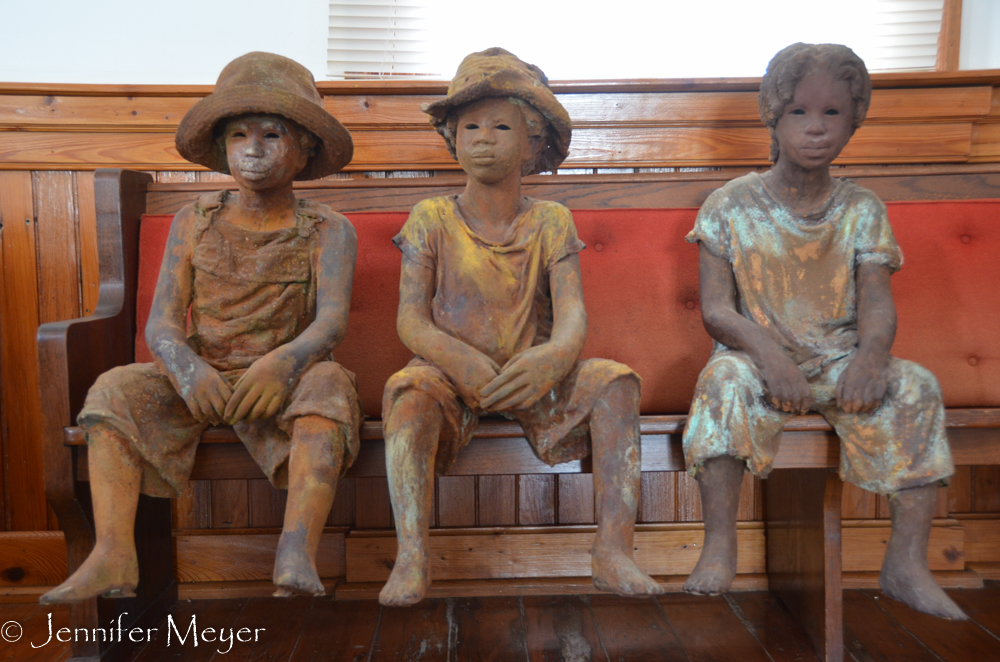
top-left (854, 195), bottom-right (903, 273)
top-left (392, 200), bottom-right (439, 269)
top-left (542, 203), bottom-right (587, 270)
top-left (685, 190), bottom-right (732, 261)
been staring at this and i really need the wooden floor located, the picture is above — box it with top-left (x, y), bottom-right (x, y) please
top-left (3, 584), bottom-right (1000, 661)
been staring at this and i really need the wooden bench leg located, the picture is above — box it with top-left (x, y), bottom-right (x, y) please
top-left (67, 491), bottom-right (176, 662)
top-left (765, 468), bottom-right (843, 662)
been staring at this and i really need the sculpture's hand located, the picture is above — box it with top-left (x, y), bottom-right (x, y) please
top-left (177, 359), bottom-right (233, 425)
top-left (759, 353), bottom-right (813, 415)
top-left (480, 344), bottom-right (572, 412)
top-left (836, 351), bottom-right (889, 414)
top-left (448, 352), bottom-right (501, 410)
top-left (225, 351), bottom-right (298, 424)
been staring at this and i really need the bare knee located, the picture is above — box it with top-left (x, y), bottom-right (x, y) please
top-left (290, 416), bottom-right (345, 475)
top-left (384, 390), bottom-right (443, 452)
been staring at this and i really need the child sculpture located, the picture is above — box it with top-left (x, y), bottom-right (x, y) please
top-left (378, 48), bottom-right (663, 606)
top-left (41, 52), bottom-right (362, 603)
top-left (682, 43), bottom-right (965, 619)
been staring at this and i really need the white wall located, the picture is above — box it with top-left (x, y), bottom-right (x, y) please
top-left (0, 0), bottom-right (997, 85)
top-left (0, 0), bottom-right (329, 84)
top-left (960, 0), bottom-right (1000, 70)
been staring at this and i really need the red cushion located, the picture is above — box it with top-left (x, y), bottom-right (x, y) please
top-left (135, 200), bottom-right (1000, 416)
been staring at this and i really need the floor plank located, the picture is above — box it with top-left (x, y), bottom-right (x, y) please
top-left (288, 597), bottom-right (380, 662)
top-left (947, 581), bottom-right (1000, 638)
top-left (842, 591), bottom-right (940, 661)
top-left (866, 588), bottom-right (1000, 660)
top-left (724, 592), bottom-right (823, 661)
top-left (129, 598), bottom-right (247, 662)
top-left (451, 597), bottom-right (528, 662)
top-left (369, 598), bottom-right (449, 662)
top-left (588, 594), bottom-right (689, 661)
top-left (218, 596), bottom-right (315, 662)
top-left (657, 593), bottom-right (771, 662)
top-left (2, 603), bottom-right (70, 662)
top-left (522, 595), bottom-right (607, 662)
top-left (0, 603), bottom-right (42, 660)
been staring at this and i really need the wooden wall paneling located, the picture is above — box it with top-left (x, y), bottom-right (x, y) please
top-left (842, 482), bottom-right (878, 519)
top-left (937, 0), bottom-right (963, 72)
top-left (437, 475), bottom-right (476, 527)
top-left (0, 531), bottom-right (66, 586)
top-left (0, 95), bottom-right (199, 128)
top-left (75, 171), bottom-right (99, 315)
top-left (32, 171), bottom-right (81, 323)
top-left (971, 123), bottom-right (1000, 162)
top-left (0, 171), bottom-right (47, 531)
top-left (175, 530), bottom-right (346, 582)
top-left (640, 471), bottom-right (677, 523)
top-left (676, 471), bottom-right (703, 521)
top-left (248, 479), bottom-right (287, 528)
top-left (477, 475), bottom-right (516, 526)
top-left (156, 171), bottom-right (198, 184)
top-left (738, 473), bottom-right (762, 521)
top-left (936, 487), bottom-right (950, 518)
top-left (876, 494), bottom-right (892, 519)
top-left (949, 466), bottom-right (973, 513)
top-left (557, 474), bottom-right (595, 524)
top-left (173, 479), bottom-right (211, 529)
top-left (354, 476), bottom-right (393, 528)
top-left (517, 474), bottom-right (555, 525)
top-left (974, 466), bottom-right (1000, 512)
top-left (327, 475), bottom-right (356, 527)
top-left (210, 479), bottom-right (249, 528)
top-left (0, 211), bottom-right (4, 530)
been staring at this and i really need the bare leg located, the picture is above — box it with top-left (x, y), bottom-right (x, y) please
top-left (379, 392), bottom-right (442, 607)
top-left (879, 484), bottom-right (967, 619)
top-left (40, 425), bottom-right (141, 604)
top-left (273, 415), bottom-right (344, 596)
top-left (683, 455), bottom-right (744, 595)
top-left (590, 378), bottom-right (663, 596)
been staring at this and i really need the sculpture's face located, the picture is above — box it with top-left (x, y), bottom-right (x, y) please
top-left (223, 113), bottom-right (310, 190)
top-left (774, 70), bottom-right (855, 171)
top-left (455, 97), bottom-right (532, 184)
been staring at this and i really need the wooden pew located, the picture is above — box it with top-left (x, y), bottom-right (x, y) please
top-left (39, 165), bottom-right (1000, 662)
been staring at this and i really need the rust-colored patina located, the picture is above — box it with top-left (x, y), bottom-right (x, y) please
top-left (682, 43), bottom-right (965, 620)
top-left (378, 49), bottom-right (662, 607)
top-left (40, 52), bottom-right (360, 604)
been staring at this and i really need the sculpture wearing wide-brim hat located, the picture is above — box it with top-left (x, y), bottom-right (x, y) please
top-left (422, 47), bottom-right (572, 175)
top-left (176, 51), bottom-right (353, 179)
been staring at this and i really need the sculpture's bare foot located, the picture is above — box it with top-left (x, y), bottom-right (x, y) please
top-left (591, 547), bottom-right (663, 596)
top-left (683, 536), bottom-right (737, 596)
top-left (379, 550), bottom-right (429, 607)
top-left (40, 547), bottom-right (138, 604)
top-left (273, 532), bottom-right (325, 597)
top-left (880, 556), bottom-right (967, 620)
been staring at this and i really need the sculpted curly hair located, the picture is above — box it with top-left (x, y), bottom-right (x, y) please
top-left (759, 43), bottom-right (871, 162)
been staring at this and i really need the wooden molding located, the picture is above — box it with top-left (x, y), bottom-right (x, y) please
top-left (937, 0), bottom-right (963, 72)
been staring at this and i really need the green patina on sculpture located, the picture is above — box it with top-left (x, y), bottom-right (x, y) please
top-left (681, 42), bottom-right (966, 621)
top-left (41, 52), bottom-right (362, 604)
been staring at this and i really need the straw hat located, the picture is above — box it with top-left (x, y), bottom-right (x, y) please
top-left (176, 52), bottom-right (353, 180)
top-left (422, 48), bottom-right (572, 174)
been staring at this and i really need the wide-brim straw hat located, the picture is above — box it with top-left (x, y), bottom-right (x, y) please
top-left (176, 52), bottom-right (353, 180)
top-left (422, 47), bottom-right (571, 174)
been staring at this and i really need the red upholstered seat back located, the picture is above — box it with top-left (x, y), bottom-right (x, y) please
top-left (135, 200), bottom-right (1000, 416)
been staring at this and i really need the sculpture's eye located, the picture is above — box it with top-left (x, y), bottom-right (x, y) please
top-left (497, 124), bottom-right (511, 131)
top-left (825, 109), bottom-right (840, 116)
top-left (790, 108), bottom-right (806, 115)
top-left (265, 132), bottom-right (280, 139)
top-left (464, 123), bottom-right (479, 130)
top-left (232, 131), bottom-right (246, 138)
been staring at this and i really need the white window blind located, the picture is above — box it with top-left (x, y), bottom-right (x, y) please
top-left (327, 0), bottom-right (950, 80)
top-left (328, 0), bottom-right (439, 79)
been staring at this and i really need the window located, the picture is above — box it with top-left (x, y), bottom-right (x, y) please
top-left (328, 0), bottom-right (950, 80)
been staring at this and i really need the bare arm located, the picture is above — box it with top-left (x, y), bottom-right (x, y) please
top-left (836, 262), bottom-right (895, 413)
top-left (226, 216), bottom-right (359, 423)
top-left (698, 244), bottom-right (812, 413)
top-left (396, 255), bottom-right (500, 409)
top-left (146, 205), bottom-right (233, 424)
top-left (480, 254), bottom-right (587, 411)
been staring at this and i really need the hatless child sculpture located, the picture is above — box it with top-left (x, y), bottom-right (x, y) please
top-left (41, 52), bottom-right (362, 603)
top-left (682, 43), bottom-right (965, 619)
top-left (378, 48), bottom-right (663, 607)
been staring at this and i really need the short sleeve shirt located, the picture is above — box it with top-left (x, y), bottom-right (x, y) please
top-left (686, 172), bottom-right (903, 368)
top-left (394, 195), bottom-right (586, 366)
